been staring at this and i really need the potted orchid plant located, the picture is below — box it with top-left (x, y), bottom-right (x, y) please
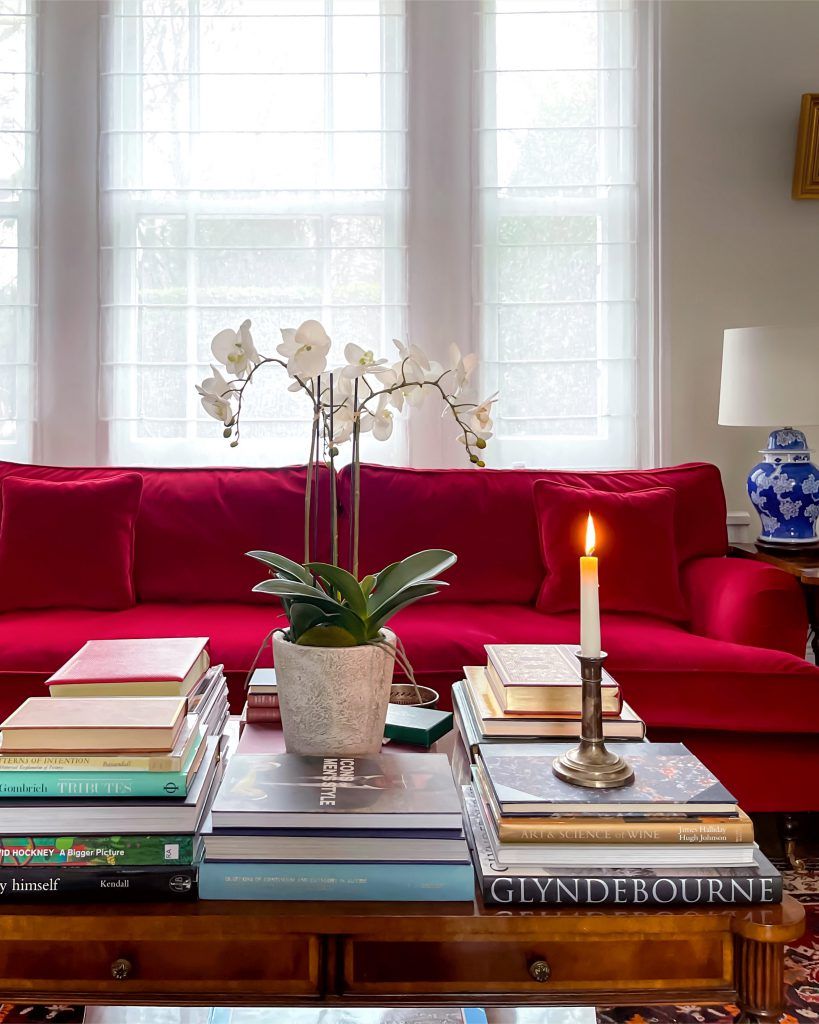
top-left (197, 319), bottom-right (495, 755)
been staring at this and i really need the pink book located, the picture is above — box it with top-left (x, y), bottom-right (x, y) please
top-left (46, 637), bottom-right (210, 698)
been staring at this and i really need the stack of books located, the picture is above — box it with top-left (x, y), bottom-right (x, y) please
top-left (0, 637), bottom-right (229, 901)
top-left (242, 668), bottom-right (281, 727)
top-left (463, 741), bottom-right (781, 906)
top-left (452, 645), bottom-right (646, 755)
top-left (199, 751), bottom-right (475, 901)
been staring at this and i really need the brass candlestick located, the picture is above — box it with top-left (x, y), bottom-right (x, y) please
top-left (552, 651), bottom-right (634, 789)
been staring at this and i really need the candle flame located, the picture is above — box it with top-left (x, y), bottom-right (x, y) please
top-left (585, 513), bottom-right (596, 556)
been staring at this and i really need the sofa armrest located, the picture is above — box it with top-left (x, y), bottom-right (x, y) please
top-left (681, 556), bottom-right (809, 657)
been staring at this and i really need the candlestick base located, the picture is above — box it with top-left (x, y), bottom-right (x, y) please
top-left (552, 651), bottom-right (635, 790)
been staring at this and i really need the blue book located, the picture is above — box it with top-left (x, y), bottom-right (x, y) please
top-left (199, 860), bottom-right (476, 902)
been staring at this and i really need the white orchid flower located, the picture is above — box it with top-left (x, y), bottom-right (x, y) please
top-left (211, 319), bottom-right (258, 378)
top-left (196, 365), bottom-right (235, 424)
top-left (457, 392), bottom-right (498, 444)
top-left (332, 402), bottom-right (355, 444)
top-left (440, 344), bottom-right (478, 396)
top-left (341, 343), bottom-right (390, 380)
top-left (276, 319), bottom-right (332, 380)
top-left (393, 338), bottom-right (430, 376)
top-left (371, 394), bottom-right (394, 442)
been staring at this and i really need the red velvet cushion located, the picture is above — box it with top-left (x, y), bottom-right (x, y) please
top-left (0, 474), bottom-right (143, 611)
top-left (536, 464), bottom-right (728, 564)
top-left (0, 462), bottom-right (332, 604)
top-left (533, 480), bottom-right (688, 621)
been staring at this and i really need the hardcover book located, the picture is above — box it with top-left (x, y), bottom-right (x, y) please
top-left (0, 697), bottom-right (187, 753)
top-left (198, 859), bottom-right (475, 902)
top-left (457, 675), bottom-right (644, 741)
top-left (248, 668), bottom-right (278, 695)
top-left (471, 776), bottom-right (756, 867)
top-left (477, 742), bottom-right (737, 816)
top-left (484, 645), bottom-right (621, 713)
top-left (0, 711), bottom-right (201, 772)
top-left (0, 728), bottom-right (205, 799)
top-left (0, 864), bottom-right (197, 901)
top-left (462, 788), bottom-right (780, 906)
top-left (0, 735), bottom-right (222, 834)
top-left (211, 752), bottom-right (463, 830)
top-left (0, 833), bottom-right (197, 867)
top-left (45, 637), bottom-right (210, 697)
top-left (466, 665), bottom-right (621, 720)
top-left (384, 704), bottom-right (453, 748)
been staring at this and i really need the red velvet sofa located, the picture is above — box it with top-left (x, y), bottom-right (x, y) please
top-left (0, 458), bottom-right (816, 813)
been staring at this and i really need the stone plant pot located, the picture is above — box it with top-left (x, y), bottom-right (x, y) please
top-left (272, 628), bottom-right (397, 756)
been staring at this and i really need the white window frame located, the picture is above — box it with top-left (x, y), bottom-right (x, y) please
top-left (33, 0), bottom-right (658, 471)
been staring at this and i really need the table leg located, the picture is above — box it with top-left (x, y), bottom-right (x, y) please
top-left (734, 933), bottom-right (785, 1022)
top-left (804, 586), bottom-right (819, 662)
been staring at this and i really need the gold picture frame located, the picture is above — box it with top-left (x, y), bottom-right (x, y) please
top-left (792, 93), bottom-right (819, 199)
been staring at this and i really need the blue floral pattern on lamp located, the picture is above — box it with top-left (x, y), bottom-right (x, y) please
top-left (748, 428), bottom-right (819, 546)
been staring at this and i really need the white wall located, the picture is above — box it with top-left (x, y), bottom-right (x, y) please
top-left (659, 0), bottom-right (819, 515)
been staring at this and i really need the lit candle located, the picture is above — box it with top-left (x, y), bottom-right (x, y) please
top-left (580, 512), bottom-right (601, 658)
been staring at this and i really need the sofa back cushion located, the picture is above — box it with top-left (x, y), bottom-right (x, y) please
top-left (338, 462), bottom-right (727, 605)
top-left (0, 473), bottom-right (143, 611)
top-left (0, 462), bottom-right (331, 604)
top-left (534, 480), bottom-right (688, 621)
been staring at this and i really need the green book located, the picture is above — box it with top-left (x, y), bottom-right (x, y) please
top-left (384, 704), bottom-right (453, 748)
top-left (0, 834), bottom-right (196, 867)
top-left (0, 730), bottom-right (204, 799)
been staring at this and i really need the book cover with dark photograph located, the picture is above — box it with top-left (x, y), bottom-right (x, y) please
top-left (211, 752), bottom-right (462, 830)
top-left (478, 742), bottom-right (736, 815)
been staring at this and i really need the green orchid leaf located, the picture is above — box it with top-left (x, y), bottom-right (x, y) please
top-left (360, 574), bottom-right (377, 598)
top-left (252, 579), bottom-right (343, 611)
top-left (297, 624), bottom-right (359, 648)
top-left (288, 602), bottom-right (326, 642)
top-left (366, 581), bottom-right (447, 636)
top-left (305, 561), bottom-right (368, 616)
top-left (367, 549), bottom-right (456, 616)
top-left (246, 550), bottom-right (313, 586)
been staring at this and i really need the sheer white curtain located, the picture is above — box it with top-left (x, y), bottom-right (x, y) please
top-left (0, 0), bottom-right (36, 461)
top-left (99, 0), bottom-right (407, 467)
top-left (477, 0), bottom-right (647, 469)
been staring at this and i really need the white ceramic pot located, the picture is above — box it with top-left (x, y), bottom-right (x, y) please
top-left (272, 628), bottom-right (397, 755)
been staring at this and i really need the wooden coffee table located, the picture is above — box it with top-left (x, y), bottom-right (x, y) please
top-left (0, 891), bottom-right (803, 1019)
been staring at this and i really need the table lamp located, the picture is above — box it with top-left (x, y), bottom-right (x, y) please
top-left (719, 326), bottom-right (819, 547)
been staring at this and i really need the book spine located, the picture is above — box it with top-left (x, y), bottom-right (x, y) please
top-left (480, 872), bottom-right (782, 906)
top-left (247, 694), bottom-right (279, 708)
top-left (0, 769), bottom-right (190, 799)
top-left (496, 817), bottom-right (755, 844)
top-left (0, 835), bottom-right (195, 867)
top-left (0, 865), bottom-right (198, 900)
top-left (0, 753), bottom-right (185, 771)
top-left (199, 861), bottom-right (475, 902)
top-left (245, 707), bottom-right (282, 724)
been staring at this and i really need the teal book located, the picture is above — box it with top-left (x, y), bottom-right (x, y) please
top-left (0, 834), bottom-right (196, 867)
top-left (198, 860), bottom-right (476, 902)
top-left (0, 731), bottom-right (204, 799)
top-left (384, 703), bottom-right (453, 747)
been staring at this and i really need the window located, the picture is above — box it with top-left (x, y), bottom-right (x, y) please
top-left (478, 0), bottom-right (652, 469)
top-left (99, 0), bottom-right (407, 466)
top-left (0, 0), bottom-right (36, 461)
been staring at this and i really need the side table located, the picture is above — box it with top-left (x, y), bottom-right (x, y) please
top-left (730, 542), bottom-right (819, 660)
top-left (730, 542), bottom-right (819, 871)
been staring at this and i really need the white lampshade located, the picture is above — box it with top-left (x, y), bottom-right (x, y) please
top-left (719, 325), bottom-right (819, 427)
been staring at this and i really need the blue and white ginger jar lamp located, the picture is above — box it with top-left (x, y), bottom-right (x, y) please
top-left (719, 326), bottom-right (819, 548)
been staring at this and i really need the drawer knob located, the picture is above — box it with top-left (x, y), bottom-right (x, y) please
top-left (529, 958), bottom-right (551, 983)
top-left (111, 957), bottom-right (132, 981)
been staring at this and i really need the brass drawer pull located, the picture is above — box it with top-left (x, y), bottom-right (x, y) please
top-left (529, 958), bottom-right (551, 982)
top-left (110, 957), bottom-right (132, 981)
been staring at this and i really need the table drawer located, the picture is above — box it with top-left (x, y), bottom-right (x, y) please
top-left (0, 936), bottom-right (321, 997)
top-left (341, 934), bottom-right (732, 995)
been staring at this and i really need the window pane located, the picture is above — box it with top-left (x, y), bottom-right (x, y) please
top-left (478, 0), bottom-right (644, 469)
top-left (100, 0), bottom-right (407, 466)
top-left (0, 0), bottom-right (36, 459)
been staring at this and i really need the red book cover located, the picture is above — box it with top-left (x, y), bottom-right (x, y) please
top-left (46, 637), bottom-right (210, 687)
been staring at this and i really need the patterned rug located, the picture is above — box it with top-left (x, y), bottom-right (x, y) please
top-left (600, 861), bottom-right (819, 1024)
